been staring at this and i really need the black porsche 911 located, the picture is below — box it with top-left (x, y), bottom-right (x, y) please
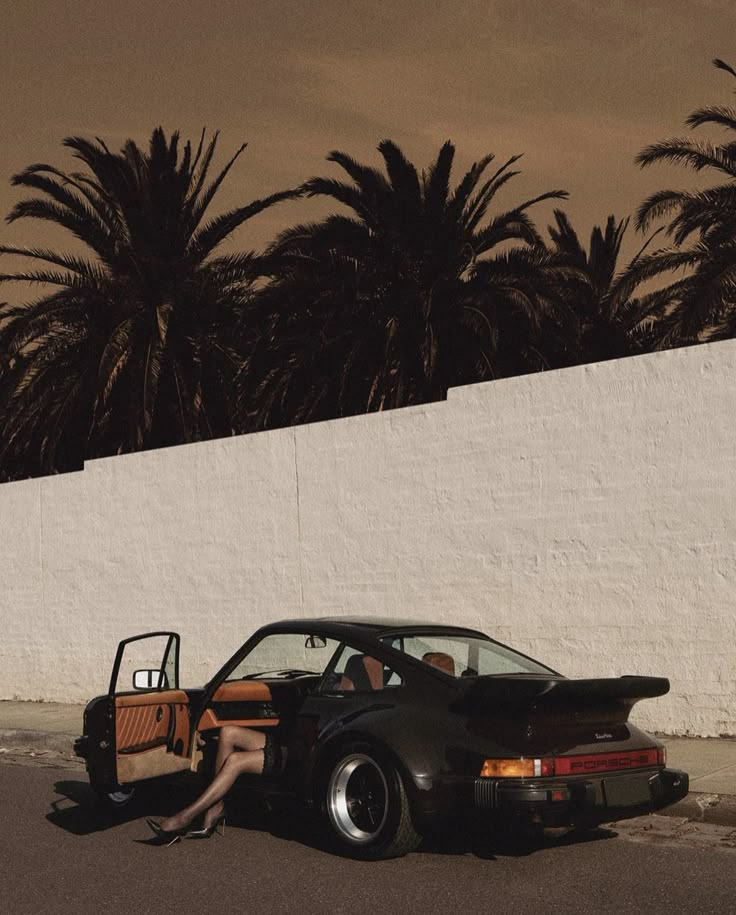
top-left (74, 617), bottom-right (688, 859)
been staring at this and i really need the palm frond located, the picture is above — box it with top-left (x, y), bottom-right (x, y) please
top-left (325, 150), bottom-right (390, 199)
top-left (185, 141), bottom-right (248, 237)
top-left (94, 317), bottom-right (136, 410)
top-left (187, 188), bottom-right (298, 263)
top-left (0, 267), bottom-right (98, 288)
top-left (378, 139), bottom-right (421, 207)
top-left (447, 153), bottom-right (496, 217)
top-left (636, 138), bottom-right (736, 178)
top-left (0, 244), bottom-right (107, 283)
top-left (464, 164), bottom-right (522, 234)
top-left (713, 58), bottom-right (736, 79)
top-left (686, 105), bottom-right (736, 132)
top-left (423, 141), bottom-right (455, 216)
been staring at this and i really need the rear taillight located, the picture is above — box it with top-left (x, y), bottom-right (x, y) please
top-left (480, 747), bottom-right (665, 778)
top-left (480, 757), bottom-right (554, 778)
top-left (554, 747), bottom-right (661, 775)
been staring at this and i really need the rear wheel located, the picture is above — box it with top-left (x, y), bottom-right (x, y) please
top-left (324, 747), bottom-right (421, 860)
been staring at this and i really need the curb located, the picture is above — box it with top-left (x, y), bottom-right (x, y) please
top-left (0, 728), bottom-right (76, 756)
top-left (658, 792), bottom-right (736, 828)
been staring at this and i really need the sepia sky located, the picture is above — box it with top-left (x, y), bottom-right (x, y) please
top-left (1, 0), bottom-right (735, 300)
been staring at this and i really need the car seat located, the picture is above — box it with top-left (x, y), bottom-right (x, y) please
top-left (339, 653), bottom-right (384, 690)
top-left (421, 651), bottom-right (456, 676)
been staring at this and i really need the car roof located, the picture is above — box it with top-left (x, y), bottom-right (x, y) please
top-left (262, 616), bottom-right (489, 640)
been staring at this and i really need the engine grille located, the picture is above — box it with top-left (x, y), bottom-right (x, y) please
top-left (474, 778), bottom-right (496, 809)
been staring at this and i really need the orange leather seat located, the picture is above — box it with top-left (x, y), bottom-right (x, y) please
top-left (422, 651), bottom-right (456, 676)
top-left (339, 654), bottom-right (384, 690)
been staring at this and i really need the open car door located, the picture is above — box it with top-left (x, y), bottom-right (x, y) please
top-left (110, 632), bottom-right (192, 785)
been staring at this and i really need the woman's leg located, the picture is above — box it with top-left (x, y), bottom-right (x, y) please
top-left (214, 725), bottom-right (266, 774)
top-left (159, 746), bottom-right (266, 832)
top-left (200, 726), bottom-right (266, 828)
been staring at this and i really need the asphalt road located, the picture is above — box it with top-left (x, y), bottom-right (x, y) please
top-left (2, 754), bottom-right (735, 915)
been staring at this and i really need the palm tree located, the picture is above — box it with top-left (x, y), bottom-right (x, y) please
top-left (0, 128), bottom-right (297, 479)
top-left (626, 58), bottom-right (736, 345)
top-left (241, 140), bottom-right (568, 428)
top-left (544, 210), bottom-right (667, 364)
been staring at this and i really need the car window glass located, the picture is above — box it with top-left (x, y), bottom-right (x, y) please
top-left (381, 634), bottom-right (552, 677)
top-left (323, 644), bottom-right (403, 692)
top-left (392, 636), bottom-right (467, 677)
top-left (226, 633), bottom-right (341, 680)
top-left (113, 634), bottom-right (177, 693)
top-left (474, 642), bottom-right (545, 676)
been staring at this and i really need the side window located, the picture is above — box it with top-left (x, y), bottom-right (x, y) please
top-left (389, 636), bottom-right (467, 678)
top-left (110, 632), bottom-right (179, 694)
top-left (474, 643), bottom-right (536, 676)
top-left (323, 645), bottom-right (403, 692)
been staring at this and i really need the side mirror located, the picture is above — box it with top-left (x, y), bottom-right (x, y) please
top-left (133, 669), bottom-right (167, 690)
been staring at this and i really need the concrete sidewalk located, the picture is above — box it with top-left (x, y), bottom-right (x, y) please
top-left (0, 700), bottom-right (84, 755)
top-left (1, 699), bottom-right (735, 823)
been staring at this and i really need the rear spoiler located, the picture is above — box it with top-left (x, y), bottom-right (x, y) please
top-left (454, 675), bottom-right (670, 722)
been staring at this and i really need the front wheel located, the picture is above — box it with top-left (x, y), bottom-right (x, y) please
top-left (324, 748), bottom-right (421, 860)
top-left (90, 775), bottom-right (138, 814)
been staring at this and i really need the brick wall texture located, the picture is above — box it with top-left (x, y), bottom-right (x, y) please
top-left (1, 339), bottom-right (735, 736)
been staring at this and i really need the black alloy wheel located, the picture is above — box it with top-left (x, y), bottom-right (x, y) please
top-left (325, 746), bottom-right (421, 860)
top-left (90, 777), bottom-right (137, 812)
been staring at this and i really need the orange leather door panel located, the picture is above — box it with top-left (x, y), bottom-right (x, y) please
top-left (116, 703), bottom-right (172, 752)
top-left (114, 691), bottom-right (191, 783)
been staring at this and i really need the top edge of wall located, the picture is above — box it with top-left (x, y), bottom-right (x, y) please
top-left (446, 338), bottom-right (735, 405)
top-left (5, 337), bottom-right (734, 490)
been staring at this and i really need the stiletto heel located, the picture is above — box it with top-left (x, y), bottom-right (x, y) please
top-left (187, 812), bottom-right (226, 839)
top-left (146, 817), bottom-right (187, 846)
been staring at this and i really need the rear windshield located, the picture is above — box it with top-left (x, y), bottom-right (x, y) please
top-left (379, 632), bottom-right (555, 678)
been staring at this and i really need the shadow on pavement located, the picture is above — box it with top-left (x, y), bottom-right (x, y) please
top-left (47, 774), bottom-right (199, 836)
top-left (47, 776), bottom-right (619, 859)
top-left (228, 790), bottom-right (619, 861)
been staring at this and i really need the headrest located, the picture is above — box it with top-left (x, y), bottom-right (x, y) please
top-left (421, 651), bottom-right (456, 676)
top-left (343, 653), bottom-right (384, 690)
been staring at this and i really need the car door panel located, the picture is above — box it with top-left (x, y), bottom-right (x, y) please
top-left (114, 689), bottom-right (191, 783)
top-left (104, 632), bottom-right (195, 786)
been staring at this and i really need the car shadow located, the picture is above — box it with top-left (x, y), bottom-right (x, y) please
top-left (47, 778), bottom-right (619, 859)
top-left (483, 825), bottom-right (618, 858)
top-left (46, 774), bottom-right (200, 836)
top-left (227, 789), bottom-right (620, 861)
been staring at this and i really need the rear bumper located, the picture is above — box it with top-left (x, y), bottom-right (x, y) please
top-left (473, 766), bottom-right (689, 827)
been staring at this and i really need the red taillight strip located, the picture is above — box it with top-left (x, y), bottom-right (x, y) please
top-left (554, 747), bottom-right (661, 776)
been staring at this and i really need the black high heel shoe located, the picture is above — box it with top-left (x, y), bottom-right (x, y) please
top-left (145, 817), bottom-right (188, 846)
top-left (186, 812), bottom-right (226, 839)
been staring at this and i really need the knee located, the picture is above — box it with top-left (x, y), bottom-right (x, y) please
top-left (222, 749), bottom-right (261, 776)
top-left (220, 725), bottom-right (240, 746)
top-left (221, 753), bottom-right (239, 774)
top-left (222, 749), bottom-right (248, 770)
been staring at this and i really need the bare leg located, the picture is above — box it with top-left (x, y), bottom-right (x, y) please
top-left (202, 726), bottom-right (266, 828)
top-left (213, 725), bottom-right (265, 774)
top-left (159, 728), bottom-right (266, 833)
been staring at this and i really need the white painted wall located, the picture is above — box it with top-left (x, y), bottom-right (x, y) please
top-left (1, 339), bottom-right (735, 736)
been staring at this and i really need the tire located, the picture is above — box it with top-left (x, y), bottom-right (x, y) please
top-left (90, 776), bottom-right (138, 814)
top-left (324, 746), bottom-right (421, 860)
